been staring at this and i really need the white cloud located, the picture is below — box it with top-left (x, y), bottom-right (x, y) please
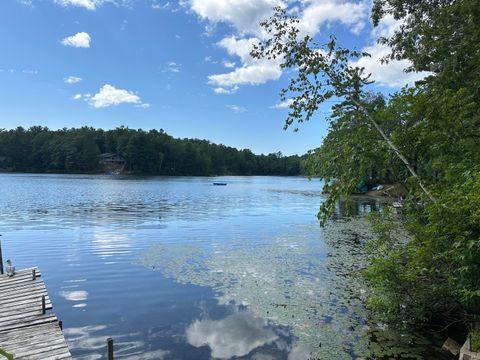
top-left (22, 69), bottom-right (38, 75)
top-left (270, 98), bottom-right (293, 109)
top-left (61, 32), bottom-right (91, 48)
top-left (351, 43), bottom-right (430, 87)
top-left (184, 0), bottom-right (283, 35)
top-left (214, 86), bottom-right (239, 94)
top-left (185, 0), bottom-right (370, 38)
top-left (183, 1), bottom-right (372, 93)
top-left (187, 0), bottom-right (415, 93)
top-left (226, 104), bottom-right (247, 113)
top-left (136, 103), bottom-right (150, 108)
top-left (223, 60), bottom-right (236, 68)
top-left (88, 84), bottom-right (148, 108)
top-left (372, 14), bottom-right (402, 39)
top-left (151, 1), bottom-right (171, 10)
top-left (164, 62), bottom-right (181, 73)
top-left (209, 62), bottom-right (281, 88)
top-left (217, 36), bottom-right (258, 64)
top-left (298, 0), bottom-right (369, 36)
top-left (208, 36), bottom-right (282, 92)
top-left (64, 76), bottom-right (82, 84)
top-left (55, 0), bottom-right (100, 10)
top-left (72, 93), bottom-right (83, 100)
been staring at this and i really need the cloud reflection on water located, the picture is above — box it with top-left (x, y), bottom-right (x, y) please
top-left (60, 290), bottom-right (88, 301)
top-left (64, 324), bottom-right (170, 360)
top-left (186, 311), bottom-right (312, 359)
top-left (186, 312), bottom-right (278, 359)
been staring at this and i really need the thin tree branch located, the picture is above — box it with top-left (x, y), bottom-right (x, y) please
top-left (351, 99), bottom-right (437, 203)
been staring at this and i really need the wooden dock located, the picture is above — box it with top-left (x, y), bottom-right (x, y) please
top-left (0, 267), bottom-right (72, 359)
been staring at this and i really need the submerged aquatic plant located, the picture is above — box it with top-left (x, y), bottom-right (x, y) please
top-left (139, 217), bottom-right (375, 359)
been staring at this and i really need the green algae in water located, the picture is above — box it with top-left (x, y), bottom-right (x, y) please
top-left (139, 217), bottom-right (374, 359)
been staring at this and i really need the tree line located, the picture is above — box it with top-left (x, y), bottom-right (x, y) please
top-left (0, 126), bottom-right (305, 176)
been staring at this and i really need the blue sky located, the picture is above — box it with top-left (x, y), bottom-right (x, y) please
top-left (0, 0), bottom-right (425, 155)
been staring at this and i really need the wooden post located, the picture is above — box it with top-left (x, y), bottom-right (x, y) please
top-left (0, 236), bottom-right (3, 275)
top-left (32, 268), bottom-right (36, 280)
top-left (41, 295), bottom-right (46, 315)
top-left (59, 321), bottom-right (63, 330)
top-left (107, 338), bottom-right (114, 360)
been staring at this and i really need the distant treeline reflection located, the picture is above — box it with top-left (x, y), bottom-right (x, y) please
top-left (0, 126), bottom-right (306, 175)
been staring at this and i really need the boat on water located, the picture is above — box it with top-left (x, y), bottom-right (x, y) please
top-left (213, 182), bottom-right (227, 186)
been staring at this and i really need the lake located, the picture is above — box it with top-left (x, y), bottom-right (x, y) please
top-left (0, 174), bottom-right (382, 360)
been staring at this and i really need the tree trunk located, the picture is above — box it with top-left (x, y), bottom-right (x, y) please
top-left (352, 99), bottom-right (437, 203)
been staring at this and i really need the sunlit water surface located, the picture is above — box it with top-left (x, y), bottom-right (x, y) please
top-left (0, 174), bottom-right (383, 360)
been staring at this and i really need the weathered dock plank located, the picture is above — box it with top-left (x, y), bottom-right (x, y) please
top-left (0, 323), bottom-right (71, 359)
top-left (0, 268), bottom-right (72, 359)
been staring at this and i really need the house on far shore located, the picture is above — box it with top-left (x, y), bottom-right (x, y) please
top-left (98, 153), bottom-right (125, 166)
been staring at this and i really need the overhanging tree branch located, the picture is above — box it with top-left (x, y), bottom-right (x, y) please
top-left (252, 6), bottom-right (436, 203)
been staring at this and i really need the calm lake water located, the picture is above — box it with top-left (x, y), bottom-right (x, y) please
top-left (0, 174), bottom-right (382, 360)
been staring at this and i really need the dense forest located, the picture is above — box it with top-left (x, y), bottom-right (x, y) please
top-left (255, 0), bottom-right (480, 358)
top-left (0, 126), bottom-right (305, 176)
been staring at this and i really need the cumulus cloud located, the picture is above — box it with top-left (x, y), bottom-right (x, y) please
top-left (186, 313), bottom-right (277, 358)
top-left (184, 0), bottom-right (283, 35)
top-left (298, 0), bottom-right (369, 36)
top-left (61, 32), bottom-right (91, 48)
top-left (186, 1), bottom-right (367, 93)
top-left (64, 76), bottom-right (82, 84)
top-left (346, 12), bottom-right (430, 87)
top-left (217, 36), bottom-right (258, 64)
top-left (209, 62), bottom-right (281, 88)
top-left (79, 84), bottom-right (149, 108)
top-left (90, 84), bottom-right (140, 107)
top-left (208, 36), bottom-right (282, 92)
top-left (270, 98), bottom-right (293, 109)
top-left (225, 104), bottom-right (247, 113)
top-left (371, 14), bottom-right (402, 39)
top-left (351, 43), bottom-right (429, 88)
top-left (186, 0), bottom-right (417, 92)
